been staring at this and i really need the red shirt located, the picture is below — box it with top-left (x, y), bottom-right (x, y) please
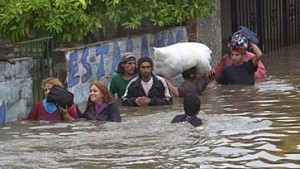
top-left (213, 51), bottom-right (266, 79)
top-left (25, 101), bottom-right (78, 121)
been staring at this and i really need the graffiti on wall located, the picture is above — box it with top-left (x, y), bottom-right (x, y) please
top-left (0, 100), bottom-right (5, 125)
top-left (66, 27), bottom-right (187, 105)
top-left (0, 59), bottom-right (34, 123)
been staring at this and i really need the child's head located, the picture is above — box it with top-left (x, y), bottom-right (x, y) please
top-left (184, 94), bottom-right (201, 116)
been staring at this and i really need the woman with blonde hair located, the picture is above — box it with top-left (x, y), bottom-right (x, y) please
top-left (80, 81), bottom-right (121, 122)
top-left (25, 77), bottom-right (78, 121)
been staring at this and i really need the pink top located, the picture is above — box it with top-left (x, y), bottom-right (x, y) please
top-left (25, 102), bottom-right (78, 121)
top-left (95, 103), bottom-right (107, 114)
top-left (213, 51), bottom-right (266, 79)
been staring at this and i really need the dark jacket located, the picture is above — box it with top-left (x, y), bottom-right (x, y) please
top-left (171, 114), bottom-right (202, 127)
top-left (122, 75), bottom-right (173, 106)
top-left (80, 102), bottom-right (121, 122)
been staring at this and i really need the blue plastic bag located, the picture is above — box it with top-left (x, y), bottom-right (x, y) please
top-left (240, 26), bottom-right (260, 44)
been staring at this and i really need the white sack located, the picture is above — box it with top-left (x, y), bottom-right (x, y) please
top-left (153, 42), bottom-right (212, 79)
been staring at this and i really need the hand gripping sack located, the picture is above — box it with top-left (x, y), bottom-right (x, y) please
top-left (46, 85), bottom-right (74, 108)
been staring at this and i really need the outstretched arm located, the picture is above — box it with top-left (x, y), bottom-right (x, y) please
top-left (163, 78), bottom-right (180, 97)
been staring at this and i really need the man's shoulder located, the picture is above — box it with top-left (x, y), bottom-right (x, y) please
top-left (127, 76), bottom-right (140, 87)
top-left (105, 102), bottom-right (118, 109)
top-left (111, 72), bottom-right (122, 78)
top-left (171, 114), bottom-right (186, 123)
top-left (189, 117), bottom-right (202, 127)
top-left (154, 75), bottom-right (164, 81)
top-left (34, 101), bottom-right (44, 108)
top-left (132, 72), bottom-right (139, 78)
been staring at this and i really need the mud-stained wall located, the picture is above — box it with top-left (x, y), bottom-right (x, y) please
top-left (65, 27), bottom-right (187, 105)
top-left (0, 58), bottom-right (33, 124)
top-left (198, 0), bottom-right (222, 66)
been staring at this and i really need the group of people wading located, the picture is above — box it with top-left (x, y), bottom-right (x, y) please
top-left (25, 28), bottom-right (266, 127)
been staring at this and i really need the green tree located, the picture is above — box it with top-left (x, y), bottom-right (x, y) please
top-left (0, 0), bottom-right (215, 43)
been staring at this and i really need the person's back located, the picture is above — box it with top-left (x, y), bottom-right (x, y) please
top-left (178, 67), bottom-right (208, 97)
top-left (164, 67), bottom-right (209, 97)
top-left (171, 95), bottom-right (202, 127)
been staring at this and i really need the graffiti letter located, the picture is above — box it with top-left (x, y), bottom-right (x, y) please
top-left (111, 42), bottom-right (121, 75)
top-left (141, 36), bottom-right (149, 57)
top-left (154, 32), bottom-right (166, 47)
top-left (167, 32), bottom-right (175, 45)
top-left (81, 48), bottom-right (91, 83)
top-left (96, 44), bottom-right (109, 79)
top-left (0, 100), bottom-right (5, 125)
top-left (68, 52), bottom-right (79, 88)
top-left (176, 29), bottom-right (186, 42)
top-left (126, 39), bottom-right (134, 52)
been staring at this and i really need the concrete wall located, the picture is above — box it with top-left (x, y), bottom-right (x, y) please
top-left (0, 39), bottom-right (15, 58)
top-left (0, 58), bottom-right (33, 124)
top-left (197, 0), bottom-right (222, 66)
top-left (220, 0), bottom-right (233, 54)
top-left (63, 27), bottom-right (188, 106)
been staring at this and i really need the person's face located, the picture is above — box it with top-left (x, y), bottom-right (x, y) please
top-left (139, 62), bottom-right (152, 80)
top-left (89, 84), bottom-right (103, 104)
top-left (230, 51), bottom-right (244, 66)
top-left (44, 83), bottom-right (54, 96)
top-left (122, 60), bottom-right (136, 75)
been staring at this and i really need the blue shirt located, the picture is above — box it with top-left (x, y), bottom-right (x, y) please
top-left (171, 114), bottom-right (202, 127)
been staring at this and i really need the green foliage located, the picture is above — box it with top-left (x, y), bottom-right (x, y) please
top-left (0, 0), bottom-right (215, 42)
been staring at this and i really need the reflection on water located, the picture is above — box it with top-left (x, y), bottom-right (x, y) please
top-left (1, 45), bottom-right (300, 168)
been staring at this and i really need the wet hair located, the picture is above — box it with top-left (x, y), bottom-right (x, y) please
top-left (84, 81), bottom-right (115, 113)
top-left (182, 67), bottom-right (197, 80)
top-left (183, 94), bottom-right (201, 116)
top-left (117, 52), bottom-right (137, 74)
top-left (41, 77), bottom-right (63, 89)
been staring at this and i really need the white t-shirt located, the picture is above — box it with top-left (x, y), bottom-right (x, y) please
top-left (141, 77), bottom-right (153, 96)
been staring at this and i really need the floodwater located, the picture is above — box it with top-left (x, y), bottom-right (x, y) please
top-left (0, 45), bottom-right (300, 168)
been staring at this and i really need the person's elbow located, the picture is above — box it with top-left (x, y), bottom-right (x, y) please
top-left (256, 52), bottom-right (263, 59)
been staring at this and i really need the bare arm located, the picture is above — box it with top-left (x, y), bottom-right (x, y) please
top-left (251, 42), bottom-right (263, 66)
top-left (163, 78), bottom-right (180, 97)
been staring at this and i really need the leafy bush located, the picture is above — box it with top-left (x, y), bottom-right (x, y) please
top-left (0, 0), bottom-right (215, 43)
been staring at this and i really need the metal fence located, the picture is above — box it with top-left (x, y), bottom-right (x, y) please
top-left (17, 37), bottom-right (54, 103)
top-left (231, 0), bottom-right (300, 52)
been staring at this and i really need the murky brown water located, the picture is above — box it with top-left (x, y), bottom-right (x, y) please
top-left (1, 45), bottom-right (300, 168)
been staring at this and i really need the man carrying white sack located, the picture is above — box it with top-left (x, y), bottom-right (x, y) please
top-left (153, 42), bottom-right (212, 79)
top-left (153, 42), bottom-right (212, 97)
top-left (164, 67), bottom-right (209, 97)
